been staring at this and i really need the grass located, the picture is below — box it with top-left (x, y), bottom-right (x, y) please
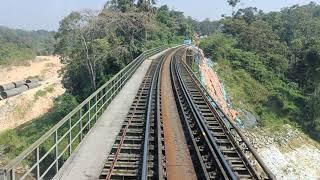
top-left (34, 90), bottom-right (47, 99)
top-left (0, 49), bottom-right (35, 67)
top-left (208, 60), bottom-right (295, 129)
top-left (45, 86), bottom-right (54, 93)
top-left (196, 58), bottom-right (319, 142)
top-left (0, 93), bottom-right (78, 164)
top-left (0, 61), bottom-right (32, 70)
top-left (45, 62), bottom-right (56, 67)
top-left (34, 86), bottom-right (55, 100)
top-left (26, 75), bottom-right (40, 80)
top-left (13, 101), bottom-right (33, 120)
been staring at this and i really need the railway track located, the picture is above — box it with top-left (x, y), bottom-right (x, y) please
top-left (99, 51), bottom-right (172, 179)
top-left (170, 48), bottom-right (275, 179)
top-left (100, 46), bottom-right (275, 180)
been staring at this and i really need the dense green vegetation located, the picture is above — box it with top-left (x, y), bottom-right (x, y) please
top-left (0, 93), bottom-right (78, 159)
top-left (187, 18), bottom-right (219, 36)
top-left (55, 0), bottom-right (193, 101)
top-left (0, 26), bottom-right (55, 65)
top-left (200, 2), bottom-right (320, 139)
top-left (55, 1), bottom-right (194, 101)
top-left (0, 0), bottom-right (195, 163)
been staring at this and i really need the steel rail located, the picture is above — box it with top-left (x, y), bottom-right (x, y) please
top-left (0, 45), bottom-right (168, 180)
top-left (172, 47), bottom-right (276, 179)
top-left (142, 47), bottom-right (178, 179)
top-left (141, 51), bottom-right (164, 180)
top-left (180, 60), bottom-right (260, 178)
top-left (181, 59), bottom-right (276, 180)
top-left (170, 51), bottom-right (211, 179)
top-left (105, 77), bottom-right (147, 180)
top-left (169, 48), bottom-right (215, 179)
top-left (170, 50), bottom-right (237, 179)
top-left (154, 47), bottom-right (178, 179)
top-left (156, 54), bottom-right (165, 179)
top-left (100, 48), bottom-right (178, 180)
top-left (102, 62), bottom-right (156, 179)
top-left (175, 59), bottom-right (237, 179)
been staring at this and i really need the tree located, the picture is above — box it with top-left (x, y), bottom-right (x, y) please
top-left (194, 2), bottom-right (320, 141)
top-left (304, 41), bottom-right (320, 92)
top-left (0, 26), bottom-right (55, 65)
top-left (55, 7), bottom-right (153, 99)
top-left (227, 0), bottom-right (240, 15)
top-left (234, 7), bottom-right (258, 24)
top-left (138, 0), bottom-right (155, 4)
top-left (55, 11), bottom-right (105, 95)
top-left (306, 85), bottom-right (320, 132)
top-left (196, 18), bottom-right (219, 35)
top-left (137, 0), bottom-right (156, 11)
top-left (106, 0), bottom-right (135, 12)
top-left (105, 0), bottom-right (155, 12)
top-left (55, 2), bottom-right (194, 101)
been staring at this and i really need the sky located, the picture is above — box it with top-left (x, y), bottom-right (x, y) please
top-left (0, 0), bottom-right (319, 31)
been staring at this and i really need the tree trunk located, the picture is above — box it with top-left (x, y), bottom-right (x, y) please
top-left (81, 35), bottom-right (97, 90)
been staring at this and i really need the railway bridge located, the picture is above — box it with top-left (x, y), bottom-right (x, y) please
top-left (0, 46), bottom-right (275, 180)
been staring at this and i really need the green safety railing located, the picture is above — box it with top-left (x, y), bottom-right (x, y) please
top-left (0, 46), bottom-right (168, 180)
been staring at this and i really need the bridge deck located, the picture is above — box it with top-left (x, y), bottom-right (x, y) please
top-left (54, 52), bottom-right (165, 180)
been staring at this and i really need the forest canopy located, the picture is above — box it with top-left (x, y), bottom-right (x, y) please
top-left (0, 26), bottom-right (55, 65)
top-left (54, 1), bottom-right (320, 140)
top-left (200, 2), bottom-right (320, 139)
top-left (55, 1), bottom-right (194, 101)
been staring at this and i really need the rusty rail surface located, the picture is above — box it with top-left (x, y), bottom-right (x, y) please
top-left (99, 48), bottom-right (177, 180)
top-left (170, 47), bottom-right (275, 179)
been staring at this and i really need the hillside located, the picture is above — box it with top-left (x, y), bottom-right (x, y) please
top-left (200, 3), bottom-right (320, 141)
top-left (0, 26), bottom-right (55, 65)
top-left (194, 47), bottom-right (320, 178)
top-left (0, 56), bottom-right (65, 131)
top-left (195, 3), bottom-right (320, 177)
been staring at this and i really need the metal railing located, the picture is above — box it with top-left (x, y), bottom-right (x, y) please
top-left (0, 46), bottom-right (168, 180)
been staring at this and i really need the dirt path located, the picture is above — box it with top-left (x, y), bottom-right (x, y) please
top-left (161, 51), bottom-right (197, 180)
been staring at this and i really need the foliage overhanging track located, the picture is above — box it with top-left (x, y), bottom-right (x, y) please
top-left (170, 47), bottom-right (276, 180)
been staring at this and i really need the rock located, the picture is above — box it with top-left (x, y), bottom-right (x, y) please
top-left (241, 110), bottom-right (258, 128)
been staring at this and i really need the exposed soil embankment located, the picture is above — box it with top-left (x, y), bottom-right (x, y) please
top-left (195, 47), bottom-right (320, 179)
top-left (194, 47), bottom-right (238, 121)
top-left (0, 56), bottom-right (65, 132)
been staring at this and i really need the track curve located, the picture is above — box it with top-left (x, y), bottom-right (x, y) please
top-left (99, 46), bottom-right (275, 180)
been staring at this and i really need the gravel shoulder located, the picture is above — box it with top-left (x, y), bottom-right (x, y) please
top-left (244, 125), bottom-right (320, 179)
